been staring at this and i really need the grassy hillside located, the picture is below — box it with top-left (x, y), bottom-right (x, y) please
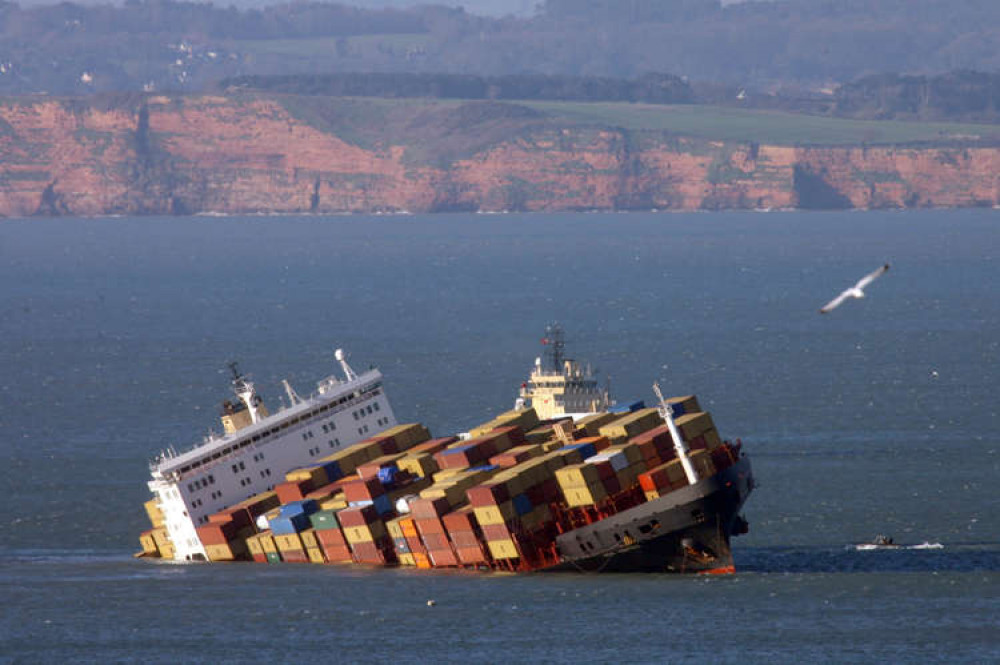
top-left (522, 101), bottom-right (1000, 146)
top-left (274, 94), bottom-right (1000, 151)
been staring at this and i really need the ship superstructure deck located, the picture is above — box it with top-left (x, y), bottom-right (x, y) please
top-left (147, 350), bottom-right (397, 561)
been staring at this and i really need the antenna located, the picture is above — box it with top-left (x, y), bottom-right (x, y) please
top-left (653, 382), bottom-right (699, 485)
top-left (541, 323), bottom-right (565, 371)
top-left (335, 348), bottom-right (358, 382)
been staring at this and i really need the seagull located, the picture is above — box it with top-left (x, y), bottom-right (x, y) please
top-left (819, 263), bottom-right (890, 314)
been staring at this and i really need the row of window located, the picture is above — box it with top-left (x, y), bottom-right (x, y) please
top-left (176, 381), bottom-right (383, 475)
top-left (187, 474), bottom-right (216, 493)
top-left (352, 401), bottom-right (381, 421)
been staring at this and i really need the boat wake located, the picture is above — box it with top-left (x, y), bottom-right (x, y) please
top-left (852, 541), bottom-right (943, 552)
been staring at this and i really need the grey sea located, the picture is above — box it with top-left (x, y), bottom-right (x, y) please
top-left (1, 210), bottom-right (997, 664)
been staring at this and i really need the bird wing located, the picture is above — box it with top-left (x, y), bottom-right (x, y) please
top-left (819, 289), bottom-right (852, 314)
top-left (855, 263), bottom-right (890, 290)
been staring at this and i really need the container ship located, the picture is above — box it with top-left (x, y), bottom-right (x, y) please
top-left (138, 328), bottom-right (754, 574)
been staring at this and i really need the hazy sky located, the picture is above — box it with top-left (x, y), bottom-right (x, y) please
top-left (12, 0), bottom-right (749, 16)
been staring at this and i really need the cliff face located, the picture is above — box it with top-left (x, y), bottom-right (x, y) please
top-left (1, 95), bottom-right (998, 217)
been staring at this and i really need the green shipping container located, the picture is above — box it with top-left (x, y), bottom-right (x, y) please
top-left (266, 551), bottom-right (282, 564)
top-left (309, 509), bottom-right (341, 531)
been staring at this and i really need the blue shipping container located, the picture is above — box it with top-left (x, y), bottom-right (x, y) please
top-left (279, 499), bottom-right (318, 518)
top-left (270, 512), bottom-right (310, 535)
top-left (513, 493), bottom-right (533, 516)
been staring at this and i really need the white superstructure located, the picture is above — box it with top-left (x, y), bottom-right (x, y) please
top-left (515, 324), bottom-right (613, 419)
top-left (147, 349), bottom-right (397, 561)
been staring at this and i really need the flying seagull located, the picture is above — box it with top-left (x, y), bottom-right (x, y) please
top-left (819, 263), bottom-right (890, 314)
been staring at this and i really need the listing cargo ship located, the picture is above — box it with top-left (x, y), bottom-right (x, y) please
top-left (138, 330), bottom-right (754, 573)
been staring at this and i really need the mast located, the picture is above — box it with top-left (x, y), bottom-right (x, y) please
top-left (335, 348), bottom-right (358, 382)
top-left (228, 362), bottom-right (263, 424)
top-left (653, 382), bottom-right (698, 485)
top-left (542, 323), bottom-right (565, 372)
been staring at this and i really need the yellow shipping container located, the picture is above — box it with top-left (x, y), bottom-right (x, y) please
top-left (525, 430), bottom-right (554, 445)
top-left (667, 395), bottom-right (701, 416)
top-left (574, 412), bottom-right (618, 438)
top-left (541, 440), bottom-right (564, 452)
top-left (487, 538), bottom-right (520, 560)
top-left (398, 552), bottom-right (417, 567)
top-left (688, 449), bottom-right (717, 479)
top-left (555, 463), bottom-right (603, 490)
top-left (139, 531), bottom-right (159, 555)
top-left (674, 411), bottom-right (716, 441)
top-left (599, 408), bottom-right (663, 442)
top-left (419, 482), bottom-right (469, 507)
top-left (246, 533), bottom-right (264, 556)
top-left (564, 484), bottom-right (607, 507)
top-left (343, 521), bottom-right (387, 545)
top-left (259, 533), bottom-right (278, 553)
top-left (205, 541), bottom-right (247, 562)
top-left (285, 465), bottom-right (328, 487)
top-left (397, 453), bottom-right (439, 478)
top-left (274, 533), bottom-right (304, 553)
top-left (144, 499), bottom-right (165, 529)
top-left (151, 527), bottom-right (172, 552)
top-left (473, 501), bottom-right (518, 526)
top-left (386, 516), bottom-right (407, 540)
top-left (306, 547), bottom-right (326, 564)
top-left (703, 428), bottom-right (723, 450)
top-left (380, 423), bottom-right (431, 450)
top-left (320, 496), bottom-right (348, 511)
top-left (300, 529), bottom-right (319, 550)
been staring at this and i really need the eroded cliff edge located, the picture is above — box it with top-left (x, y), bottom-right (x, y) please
top-left (1, 94), bottom-right (998, 217)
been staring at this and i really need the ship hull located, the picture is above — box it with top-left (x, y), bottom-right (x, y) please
top-left (546, 455), bottom-right (753, 573)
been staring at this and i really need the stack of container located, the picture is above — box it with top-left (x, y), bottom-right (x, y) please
top-left (141, 401), bottom-right (746, 571)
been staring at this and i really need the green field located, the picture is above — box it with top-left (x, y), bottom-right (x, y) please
top-left (521, 101), bottom-right (1000, 145)
top-left (270, 93), bottom-right (1000, 151)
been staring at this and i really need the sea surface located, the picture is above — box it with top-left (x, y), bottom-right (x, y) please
top-left (1, 210), bottom-right (998, 663)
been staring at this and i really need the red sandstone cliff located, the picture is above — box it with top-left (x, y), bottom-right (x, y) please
top-left (1, 94), bottom-right (997, 217)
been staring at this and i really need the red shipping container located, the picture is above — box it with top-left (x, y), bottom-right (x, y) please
top-left (456, 544), bottom-right (490, 565)
top-left (405, 534), bottom-right (427, 555)
top-left (321, 542), bottom-right (353, 563)
top-left (449, 529), bottom-right (482, 549)
top-left (343, 477), bottom-right (385, 502)
top-left (337, 504), bottom-right (380, 528)
top-left (282, 549), bottom-right (309, 564)
top-left (352, 539), bottom-right (397, 565)
top-left (275, 479), bottom-right (314, 504)
top-left (409, 496), bottom-right (451, 519)
top-left (428, 548), bottom-right (459, 567)
top-left (316, 528), bottom-right (347, 548)
top-left (467, 481), bottom-right (512, 507)
top-left (442, 509), bottom-right (479, 534)
top-left (491, 425), bottom-right (527, 447)
top-left (482, 521), bottom-right (518, 542)
top-left (421, 532), bottom-right (452, 551)
top-left (209, 507), bottom-right (252, 529)
top-left (196, 520), bottom-right (240, 546)
top-left (251, 552), bottom-right (268, 564)
top-left (414, 516), bottom-right (446, 537)
top-left (408, 437), bottom-right (459, 456)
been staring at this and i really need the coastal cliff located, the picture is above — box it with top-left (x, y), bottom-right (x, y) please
top-left (1, 95), bottom-right (998, 217)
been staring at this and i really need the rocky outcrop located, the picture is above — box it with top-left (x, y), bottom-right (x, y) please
top-left (1, 94), bottom-right (998, 217)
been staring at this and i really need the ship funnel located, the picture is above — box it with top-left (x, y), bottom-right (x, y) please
top-left (336, 348), bottom-right (359, 382)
